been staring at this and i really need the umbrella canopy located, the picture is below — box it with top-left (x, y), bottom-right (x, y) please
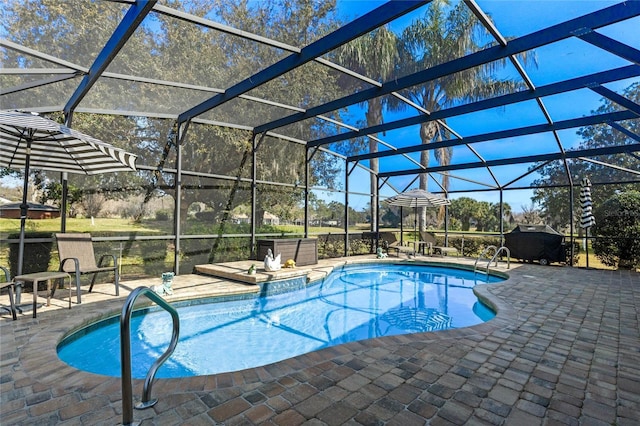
top-left (384, 189), bottom-right (451, 246)
top-left (0, 111), bottom-right (137, 174)
top-left (384, 188), bottom-right (451, 208)
top-left (0, 110), bottom-right (137, 282)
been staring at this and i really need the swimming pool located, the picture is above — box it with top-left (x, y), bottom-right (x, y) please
top-left (58, 263), bottom-right (503, 378)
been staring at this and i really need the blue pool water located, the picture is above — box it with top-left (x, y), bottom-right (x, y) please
top-left (58, 264), bottom-right (503, 378)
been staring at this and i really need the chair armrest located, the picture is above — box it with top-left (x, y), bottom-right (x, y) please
top-left (1, 265), bottom-right (10, 282)
top-left (60, 257), bottom-right (81, 274)
top-left (97, 254), bottom-right (117, 268)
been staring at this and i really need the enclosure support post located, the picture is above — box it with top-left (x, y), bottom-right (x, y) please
top-left (375, 175), bottom-right (381, 248)
top-left (250, 133), bottom-right (258, 259)
top-left (499, 189), bottom-right (504, 246)
top-left (304, 147), bottom-right (310, 238)
top-left (173, 122), bottom-right (187, 275)
top-left (344, 160), bottom-right (350, 257)
top-left (61, 113), bottom-right (74, 233)
top-left (569, 180), bottom-right (575, 266)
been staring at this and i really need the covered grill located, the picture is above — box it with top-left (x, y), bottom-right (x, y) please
top-left (504, 224), bottom-right (566, 265)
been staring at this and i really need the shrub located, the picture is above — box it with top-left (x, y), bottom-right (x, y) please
top-left (444, 235), bottom-right (501, 257)
top-left (593, 191), bottom-right (640, 269)
top-left (140, 240), bottom-right (170, 275)
top-left (318, 234), bottom-right (345, 259)
top-left (194, 211), bottom-right (218, 221)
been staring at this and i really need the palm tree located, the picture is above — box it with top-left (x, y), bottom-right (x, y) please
top-left (397, 0), bottom-right (528, 230)
top-left (337, 26), bottom-right (400, 231)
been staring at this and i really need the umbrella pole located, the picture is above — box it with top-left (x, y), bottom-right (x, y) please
top-left (585, 227), bottom-right (590, 269)
top-left (400, 207), bottom-right (404, 244)
top-left (16, 140), bottom-right (32, 304)
top-left (414, 207), bottom-right (418, 251)
top-left (61, 172), bottom-right (68, 232)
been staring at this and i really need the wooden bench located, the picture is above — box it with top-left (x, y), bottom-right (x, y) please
top-left (257, 238), bottom-right (318, 266)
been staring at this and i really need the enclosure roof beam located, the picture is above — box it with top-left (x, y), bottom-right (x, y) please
top-left (589, 85), bottom-right (640, 116)
top-left (63, 0), bottom-right (157, 116)
top-left (609, 122), bottom-right (640, 143)
top-left (0, 38), bottom-right (87, 72)
top-left (0, 68), bottom-right (80, 75)
top-left (503, 161), bottom-right (552, 189)
top-left (177, 1), bottom-right (428, 124)
top-left (578, 157), bottom-right (640, 176)
top-left (312, 64), bottom-right (640, 148)
top-left (1, 73), bottom-right (80, 96)
top-left (576, 30), bottom-right (640, 66)
top-left (349, 110), bottom-right (637, 163)
top-left (379, 143), bottom-right (640, 178)
top-left (256, 1), bottom-right (640, 134)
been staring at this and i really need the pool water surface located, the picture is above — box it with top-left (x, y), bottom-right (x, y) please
top-left (58, 264), bottom-right (503, 378)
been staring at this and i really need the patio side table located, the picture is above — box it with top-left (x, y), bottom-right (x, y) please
top-left (14, 271), bottom-right (72, 318)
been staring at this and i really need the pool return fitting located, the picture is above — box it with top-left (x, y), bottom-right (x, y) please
top-left (120, 286), bottom-right (180, 426)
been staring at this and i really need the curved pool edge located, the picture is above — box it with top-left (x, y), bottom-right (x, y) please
top-left (20, 257), bottom-right (518, 394)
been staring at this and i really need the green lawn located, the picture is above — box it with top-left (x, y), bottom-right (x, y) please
top-left (0, 217), bottom-right (165, 235)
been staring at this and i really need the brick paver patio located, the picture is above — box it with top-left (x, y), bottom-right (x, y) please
top-left (1, 256), bottom-right (638, 425)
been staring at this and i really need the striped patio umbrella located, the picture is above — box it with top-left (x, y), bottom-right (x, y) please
top-left (384, 188), bottom-right (451, 208)
top-left (579, 177), bottom-right (596, 229)
top-left (0, 110), bottom-right (137, 280)
top-left (579, 177), bottom-right (596, 268)
top-left (385, 189), bottom-right (450, 244)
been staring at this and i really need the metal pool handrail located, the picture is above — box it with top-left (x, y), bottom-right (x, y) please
top-left (474, 246), bottom-right (510, 281)
top-left (120, 286), bottom-right (180, 426)
top-left (474, 245), bottom-right (498, 273)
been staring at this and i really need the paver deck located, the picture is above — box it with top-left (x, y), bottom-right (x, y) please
top-left (1, 255), bottom-right (638, 425)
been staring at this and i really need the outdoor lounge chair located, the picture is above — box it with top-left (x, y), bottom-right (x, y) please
top-left (379, 232), bottom-right (415, 257)
top-left (55, 233), bottom-right (119, 304)
top-left (419, 231), bottom-right (458, 256)
top-left (0, 266), bottom-right (17, 320)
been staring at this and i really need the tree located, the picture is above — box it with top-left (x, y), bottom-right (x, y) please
top-left (38, 181), bottom-right (83, 217)
top-left (531, 82), bottom-right (640, 231)
top-left (449, 197), bottom-right (479, 231)
top-left (175, 0), bottom-right (346, 231)
top-left (397, 0), bottom-right (530, 230)
top-left (473, 201), bottom-right (492, 232)
top-left (474, 201), bottom-right (512, 232)
top-left (1, 2), bottom-right (163, 216)
top-left (519, 203), bottom-right (543, 225)
top-left (592, 191), bottom-right (640, 269)
top-left (80, 193), bottom-right (107, 218)
top-left (336, 26), bottom-right (400, 232)
top-left (380, 205), bottom-right (401, 228)
top-left (1, 0), bottom-right (347, 233)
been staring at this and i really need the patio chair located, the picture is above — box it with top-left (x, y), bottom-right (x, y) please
top-left (379, 232), bottom-right (415, 257)
top-left (0, 266), bottom-right (17, 320)
top-left (55, 233), bottom-right (119, 304)
top-left (419, 231), bottom-right (458, 256)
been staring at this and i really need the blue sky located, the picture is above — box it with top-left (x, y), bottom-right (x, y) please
top-left (2, 1), bottom-right (636, 215)
top-left (333, 0), bottom-right (639, 212)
